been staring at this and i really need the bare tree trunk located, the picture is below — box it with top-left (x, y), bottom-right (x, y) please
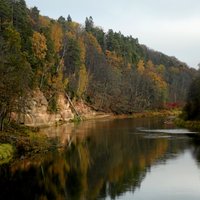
top-left (65, 93), bottom-right (81, 119)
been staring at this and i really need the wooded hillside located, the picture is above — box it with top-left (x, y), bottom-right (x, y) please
top-left (0, 0), bottom-right (196, 129)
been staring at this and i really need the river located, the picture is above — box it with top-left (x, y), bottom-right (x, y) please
top-left (0, 117), bottom-right (200, 200)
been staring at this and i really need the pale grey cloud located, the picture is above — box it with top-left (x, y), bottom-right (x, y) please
top-left (26, 0), bottom-right (200, 68)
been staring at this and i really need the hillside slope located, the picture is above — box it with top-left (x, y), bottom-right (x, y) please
top-left (0, 0), bottom-right (196, 129)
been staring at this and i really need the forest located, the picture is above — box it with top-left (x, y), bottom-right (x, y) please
top-left (0, 0), bottom-right (197, 130)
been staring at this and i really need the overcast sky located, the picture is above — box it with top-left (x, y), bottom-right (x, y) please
top-left (25, 0), bottom-right (200, 68)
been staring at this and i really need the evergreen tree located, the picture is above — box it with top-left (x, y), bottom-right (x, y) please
top-left (0, 0), bottom-right (12, 30)
top-left (67, 14), bottom-right (72, 22)
top-left (85, 16), bottom-right (94, 32)
top-left (0, 27), bottom-right (32, 130)
top-left (12, 0), bottom-right (32, 51)
top-left (30, 6), bottom-right (40, 30)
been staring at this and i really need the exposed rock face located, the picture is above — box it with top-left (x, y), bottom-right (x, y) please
top-left (13, 89), bottom-right (106, 127)
top-left (23, 90), bottom-right (74, 126)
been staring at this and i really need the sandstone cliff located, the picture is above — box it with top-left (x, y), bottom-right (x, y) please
top-left (14, 89), bottom-right (102, 127)
top-left (22, 90), bottom-right (74, 126)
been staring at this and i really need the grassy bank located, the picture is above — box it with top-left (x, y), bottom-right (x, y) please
top-left (0, 123), bottom-right (58, 164)
top-left (175, 118), bottom-right (200, 131)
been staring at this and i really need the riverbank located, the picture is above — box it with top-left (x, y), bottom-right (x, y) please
top-left (102, 109), bottom-right (180, 121)
top-left (175, 118), bottom-right (200, 131)
top-left (0, 109), bottom-right (180, 164)
top-left (0, 123), bottom-right (60, 164)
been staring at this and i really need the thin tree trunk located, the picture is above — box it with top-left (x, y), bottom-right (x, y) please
top-left (65, 93), bottom-right (81, 119)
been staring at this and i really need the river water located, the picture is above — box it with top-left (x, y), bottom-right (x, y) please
top-left (1, 117), bottom-right (200, 200)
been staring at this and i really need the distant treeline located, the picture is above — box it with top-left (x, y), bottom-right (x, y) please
top-left (0, 0), bottom-right (196, 129)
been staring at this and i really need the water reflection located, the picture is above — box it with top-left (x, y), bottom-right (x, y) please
top-left (0, 118), bottom-right (200, 200)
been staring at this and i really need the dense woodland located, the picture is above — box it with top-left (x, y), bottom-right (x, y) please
top-left (0, 0), bottom-right (197, 129)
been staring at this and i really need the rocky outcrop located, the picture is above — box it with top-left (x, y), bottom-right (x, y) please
top-left (12, 89), bottom-right (108, 127)
top-left (23, 90), bottom-right (74, 127)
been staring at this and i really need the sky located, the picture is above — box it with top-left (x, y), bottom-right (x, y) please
top-left (25, 0), bottom-right (200, 68)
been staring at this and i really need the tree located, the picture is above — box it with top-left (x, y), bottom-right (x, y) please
top-left (90, 26), bottom-right (106, 51)
top-left (146, 60), bottom-right (154, 69)
top-left (0, 0), bottom-right (12, 30)
top-left (137, 60), bottom-right (145, 74)
top-left (106, 50), bottom-right (123, 68)
top-left (58, 15), bottom-right (66, 30)
top-left (67, 14), bottom-right (72, 22)
top-left (31, 31), bottom-right (47, 60)
top-left (31, 31), bottom-right (48, 88)
top-left (58, 16), bottom-right (65, 23)
top-left (12, 0), bottom-right (32, 50)
top-left (0, 27), bottom-right (31, 130)
top-left (85, 16), bottom-right (94, 32)
top-left (30, 6), bottom-right (40, 30)
top-left (50, 22), bottom-right (63, 53)
top-left (64, 32), bottom-right (81, 76)
top-left (76, 40), bottom-right (88, 98)
top-left (64, 32), bottom-right (88, 99)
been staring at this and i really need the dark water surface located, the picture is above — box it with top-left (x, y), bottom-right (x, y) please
top-left (1, 117), bottom-right (200, 200)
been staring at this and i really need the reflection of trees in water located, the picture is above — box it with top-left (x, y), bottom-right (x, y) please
top-left (0, 137), bottom-right (91, 200)
top-left (86, 132), bottom-right (169, 199)
top-left (0, 119), bottom-right (191, 200)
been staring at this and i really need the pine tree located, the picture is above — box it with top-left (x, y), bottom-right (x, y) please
top-left (67, 14), bottom-right (72, 22)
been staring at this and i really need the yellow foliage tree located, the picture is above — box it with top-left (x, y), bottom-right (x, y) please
top-left (31, 31), bottom-right (47, 61)
top-left (85, 32), bottom-right (102, 54)
top-left (146, 60), bottom-right (154, 70)
top-left (147, 71), bottom-right (167, 91)
top-left (67, 21), bottom-right (82, 36)
top-left (31, 31), bottom-right (48, 88)
top-left (156, 64), bottom-right (166, 75)
top-left (50, 23), bottom-right (63, 53)
top-left (39, 16), bottom-right (51, 27)
top-left (137, 59), bottom-right (145, 74)
top-left (106, 50), bottom-right (123, 68)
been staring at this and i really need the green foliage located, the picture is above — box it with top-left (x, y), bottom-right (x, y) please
top-left (12, 0), bottom-right (32, 51)
top-left (0, 143), bottom-right (14, 164)
top-left (64, 32), bottom-right (88, 99)
top-left (0, 0), bottom-right (12, 29)
top-left (70, 115), bottom-right (82, 123)
top-left (0, 26), bottom-right (32, 130)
